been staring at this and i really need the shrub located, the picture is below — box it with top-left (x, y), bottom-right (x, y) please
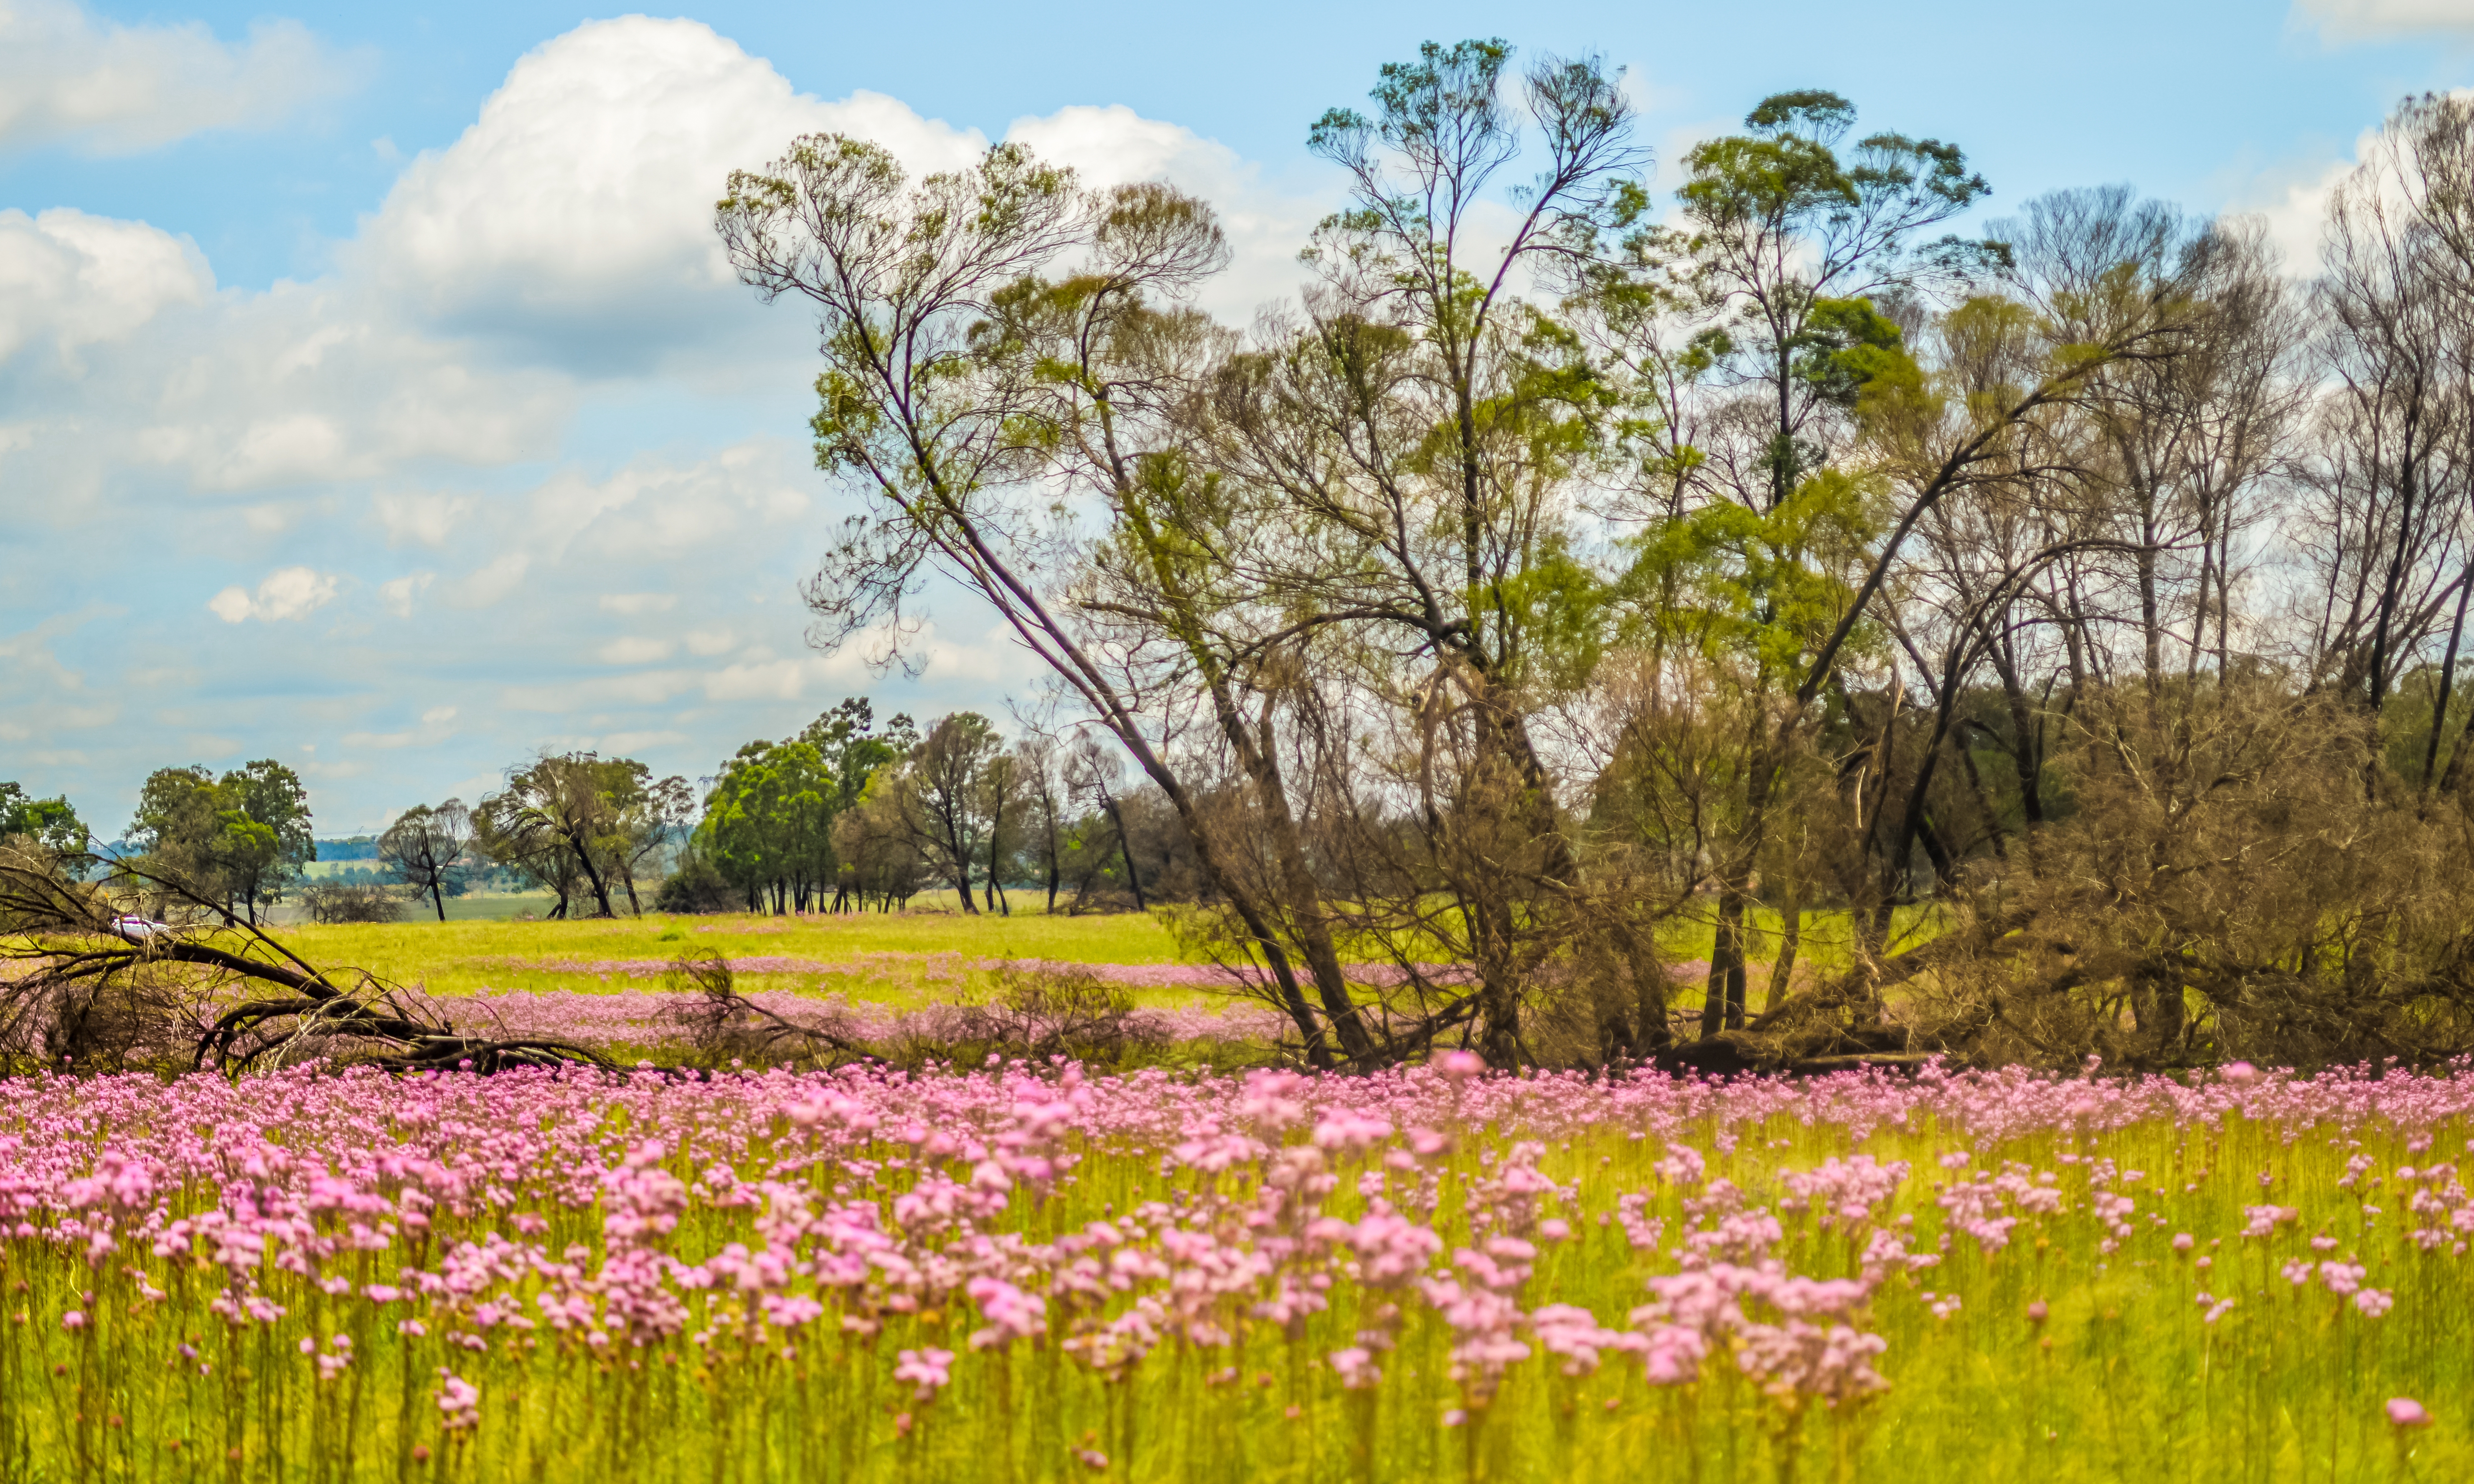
top-left (655, 854), bottom-right (739, 914)
top-left (300, 883), bottom-right (405, 923)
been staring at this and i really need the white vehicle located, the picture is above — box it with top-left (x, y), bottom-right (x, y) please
top-left (109, 913), bottom-right (169, 941)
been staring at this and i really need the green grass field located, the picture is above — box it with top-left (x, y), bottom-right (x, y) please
top-left (282, 898), bottom-right (1199, 1004)
top-left (270, 897), bottom-right (1941, 1010)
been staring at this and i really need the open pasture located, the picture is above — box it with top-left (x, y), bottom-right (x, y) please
top-left (2, 1061), bottom-right (2466, 1482)
top-left (273, 900), bottom-right (1925, 1010)
top-left (282, 906), bottom-right (1201, 1004)
top-left (255, 904), bottom-right (1925, 1066)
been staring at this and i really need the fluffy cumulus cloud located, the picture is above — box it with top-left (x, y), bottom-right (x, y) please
top-left (1006, 104), bottom-right (1327, 322)
top-left (354, 17), bottom-right (989, 372)
top-left (0, 208), bottom-right (212, 365)
top-left (0, 16), bottom-right (1327, 507)
top-left (0, 235), bottom-right (574, 513)
top-left (0, 0), bottom-right (360, 154)
top-left (352, 17), bottom-right (1330, 370)
top-left (2293, 0), bottom-right (2474, 36)
top-left (207, 566), bottom-right (338, 624)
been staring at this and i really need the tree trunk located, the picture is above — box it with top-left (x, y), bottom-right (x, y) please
top-left (1209, 685), bottom-right (1374, 1060)
top-left (986, 790), bottom-right (1006, 915)
top-left (2420, 558), bottom-right (2472, 796)
top-left (1697, 885), bottom-right (1750, 1037)
top-left (1763, 885), bottom-right (1802, 1015)
top-left (570, 836), bottom-right (615, 918)
top-left (946, 817), bottom-right (979, 915)
top-left (1102, 793), bottom-right (1147, 912)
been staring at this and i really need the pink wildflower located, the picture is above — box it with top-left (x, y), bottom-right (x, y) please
top-left (893, 1347), bottom-right (955, 1401)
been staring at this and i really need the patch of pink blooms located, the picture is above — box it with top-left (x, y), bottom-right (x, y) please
top-left (396, 986), bottom-right (1288, 1053)
top-left (3, 1057), bottom-right (2465, 1442)
top-left (488, 952), bottom-right (1476, 992)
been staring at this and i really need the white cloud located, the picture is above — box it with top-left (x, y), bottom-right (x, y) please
top-left (207, 566), bottom-right (338, 624)
top-left (599, 593), bottom-right (677, 615)
top-left (0, 0), bottom-right (361, 155)
top-left (0, 277), bottom-right (574, 508)
top-left (1004, 105), bottom-right (1326, 322)
top-left (373, 492), bottom-right (480, 548)
top-left (378, 572), bottom-right (435, 617)
top-left (683, 626), bottom-right (737, 657)
top-left (2294, 0), bottom-right (2474, 36)
top-left (342, 705), bottom-right (457, 750)
top-left (124, 281), bottom-right (573, 491)
top-left (0, 18), bottom-right (1327, 522)
top-left (353, 17), bottom-right (986, 371)
top-left (344, 17), bottom-right (1338, 373)
top-left (701, 624), bottom-right (1009, 702)
top-left (597, 636), bottom-right (676, 665)
top-left (447, 553), bottom-right (531, 609)
top-left (0, 208), bottom-right (211, 366)
top-left (529, 441), bottom-right (811, 563)
top-left (2237, 152), bottom-right (2358, 272)
top-left (2227, 94), bottom-right (2473, 273)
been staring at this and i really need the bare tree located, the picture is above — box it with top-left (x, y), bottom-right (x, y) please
top-left (377, 799), bottom-right (473, 922)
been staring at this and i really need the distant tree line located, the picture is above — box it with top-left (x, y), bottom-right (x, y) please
top-left (1, 713), bottom-right (1188, 928)
top-left (2, 747), bottom-right (696, 926)
top-left (660, 698), bottom-right (1202, 917)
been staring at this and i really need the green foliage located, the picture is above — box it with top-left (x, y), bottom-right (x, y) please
top-left (1618, 467), bottom-right (1884, 676)
top-left (654, 853), bottom-right (739, 914)
top-left (1792, 296), bottom-right (1921, 412)
top-left (696, 700), bottom-right (918, 914)
top-left (1482, 537), bottom-right (1608, 693)
top-left (0, 781), bottom-right (84, 855)
top-left (124, 760), bottom-right (314, 923)
top-left (378, 800), bottom-right (475, 921)
top-left (1308, 37), bottom-right (1514, 181)
top-left (1671, 90), bottom-right (1993, 507)
top-left (475, 754), bottom-right (689, 919)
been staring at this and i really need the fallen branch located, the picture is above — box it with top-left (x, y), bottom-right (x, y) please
top-left (0, 846), bottom-right (608, 1077)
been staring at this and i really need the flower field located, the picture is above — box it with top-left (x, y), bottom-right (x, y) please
top-left (3, 1058), bottom-right (2469, 1482)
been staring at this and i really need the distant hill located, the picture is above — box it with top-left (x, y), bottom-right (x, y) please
top-left (316, 835), bottom-right (380, 861)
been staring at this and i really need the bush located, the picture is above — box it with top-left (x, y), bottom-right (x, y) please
top-left (300, 883), bottom-right (405, 924)
top-left (655, 855), bottom-right (739, 914)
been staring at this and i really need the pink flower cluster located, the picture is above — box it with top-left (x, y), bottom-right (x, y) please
top-left (397, 986), bottom-right (1287, 1053)
top-left (488, 952), bottom-right (1475, 992)
top-left (3, 1056), bottom-right (2468, 1446)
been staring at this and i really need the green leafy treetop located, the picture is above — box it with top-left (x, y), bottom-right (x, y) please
top-left (125, 761), bottom-right (314, 926)
top-left (0, 782), bottom-right (86, 856)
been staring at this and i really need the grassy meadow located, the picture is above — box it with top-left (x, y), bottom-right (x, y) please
top-left (284, 898), bottom-right (1200, 1006)
top-left (276, 896), bottom-right (1942, 1010)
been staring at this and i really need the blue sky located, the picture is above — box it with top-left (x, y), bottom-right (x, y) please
top-left (1, 0), bottom-right (2470, 835)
